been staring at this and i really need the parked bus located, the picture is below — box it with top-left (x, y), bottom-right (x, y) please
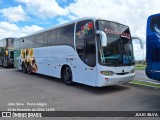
top-left (0, 38), bottom-right (15, 67)
top-left (14, 17), bottom-right (143, 87)
top-left (146, 13), bottom-right (160, 80)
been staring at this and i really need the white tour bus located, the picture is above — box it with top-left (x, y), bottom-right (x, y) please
top-left (14, 17), bottom-right (143, 87)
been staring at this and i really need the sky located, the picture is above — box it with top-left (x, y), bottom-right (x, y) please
top-left (0, 0), bottom-right (160, 60)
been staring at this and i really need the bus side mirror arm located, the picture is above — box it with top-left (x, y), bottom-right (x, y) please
top-left (96, 30), bottom-right (107, 47)
top-left (132, 37), bottom-right (144, 49)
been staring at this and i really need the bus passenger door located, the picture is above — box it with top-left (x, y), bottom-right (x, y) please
top-left (84, 39), bottom-right (97, 86)
top-left (75, 20), bottom-right (96, 86)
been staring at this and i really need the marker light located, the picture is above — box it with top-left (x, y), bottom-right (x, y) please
top-left (130, 69), bottom-right (135, 74)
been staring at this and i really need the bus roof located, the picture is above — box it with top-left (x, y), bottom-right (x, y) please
top-left (148, 13), bottom-right (160, 17)
top-left (20, 17), bottom-right (129, 38)
top-left (147, 13), bottom-right (160, 21)
top-left (0, 37), bottom-right (16, 41)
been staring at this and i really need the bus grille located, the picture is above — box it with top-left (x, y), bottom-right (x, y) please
top-left (115, 72), bottom-right (129, 75)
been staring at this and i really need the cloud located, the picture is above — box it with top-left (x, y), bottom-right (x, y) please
top-left (0, 22), bottom-right (43, 40)
top-left (64, 0), bottom-right (160, 60)
top-left (65, 0), bottom-right (160, 39)
top-left (16, 0), bottom-right (67, 19)
top-left (0, 0), bottom-right (159, 60)
top-left (57, 18), bottom-right (69, 24)
top-left (0, 5), bottom-right (29, 22)
top-left (133, 40), bottom-right (146, 60)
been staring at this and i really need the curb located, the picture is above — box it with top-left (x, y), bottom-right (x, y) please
top-left (124, 82), bottom-right (160, 91)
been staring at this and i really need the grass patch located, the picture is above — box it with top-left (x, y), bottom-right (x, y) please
top-left (135, 64), bottom-right (146, 70)
top-left (130, 80), bottom-right (160, 88)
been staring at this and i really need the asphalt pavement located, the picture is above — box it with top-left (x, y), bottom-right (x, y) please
top-left (0, 67), bottom-right (160, 120)
top-left (134, 70), bottom-right (160, 84)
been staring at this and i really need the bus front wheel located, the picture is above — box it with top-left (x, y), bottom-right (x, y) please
top-left (62, 66), bottom-right (73, 85)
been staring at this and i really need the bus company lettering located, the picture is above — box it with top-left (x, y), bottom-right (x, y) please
top-left (104, 28), bottom-right (131, 39)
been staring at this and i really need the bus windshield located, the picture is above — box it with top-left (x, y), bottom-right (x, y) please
top-left (97, 20), bottom-right (134, 66)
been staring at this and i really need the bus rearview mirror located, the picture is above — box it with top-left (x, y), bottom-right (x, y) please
top-left (132, 37), bottom-right (144, 49)
top-left (96, 30), bottom-right (107, 47)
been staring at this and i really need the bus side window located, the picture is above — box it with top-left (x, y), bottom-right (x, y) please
top-left (14, 39), bottom-right (20, 50)
top-left (25, 37), bottom-right (34, 48)
top-left (57, 24), bottom-right (74, 47)
top-left (20, 38), bottom-right (25, 49)
top-left (48, 30), bottom-right (57, 46)
top-left (43, 32), bottom-right (48, 46)
top-left (35, 33), bottom-right (44, 47)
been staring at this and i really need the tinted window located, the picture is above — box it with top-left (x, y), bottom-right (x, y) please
top-left (14, 39), bottom-right (20, 50)
top-left (25, 37), bottom-right (34, 48)
top-left (35, 33), bottom-right (44, 47)
top-left (19, 38), bottom-right (25, 49)
top-left (76, 20), bottom-right (94, 40)
top-left (0, 39), bottom-right (6, 47)
top-left (0, 47), bottom-right (5, 57)
top-left (76, 20), bottom-right (96, 67)
top-left (10, 51), bottom-right (14, 59)
top-left (152, 48), bottom-right (160, 62)
top-left (85, 40), bottom-right (96, 67)
top-left (150, 16), bottom-right (160, 32)
top-left (43, 32), bottom-right (48, 46)
top-left (48, 30), bottom-right (57, 46)
top-left (76, 39), bottom-right (85, 62)
top-left (57, 24), bottom-right (74, 47)
top-left (7, 38), bottom-right (14, 47)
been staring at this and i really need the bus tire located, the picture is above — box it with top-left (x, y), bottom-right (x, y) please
top-left (22, 63), bottom-right (27, 73)
top-left (27, 63), bottom-right (32, 75)
top-left (2, 61), bottom-right (5, 68)
top-left (62, 66), bottom-right (73, 85)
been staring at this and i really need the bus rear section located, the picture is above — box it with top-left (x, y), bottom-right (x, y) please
top-left (146, 14), bottom-right (160, 80)
top-left (0, 38), bottom-right (15, 68)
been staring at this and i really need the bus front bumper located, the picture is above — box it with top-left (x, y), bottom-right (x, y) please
top-left (97, 73), bottom-right (135, 87)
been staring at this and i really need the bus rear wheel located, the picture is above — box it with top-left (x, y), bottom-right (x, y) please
top-left (27, 63), bottom-right (32, 75)
top-left (22, 63), bottom-right (27, 73)
top-left (62, 66), bottom-right (73, 85)
top-left (2, 61), bottom-right (5, 68)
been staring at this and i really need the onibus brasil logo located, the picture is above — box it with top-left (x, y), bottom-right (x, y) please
top-left (154, 25), bottom-right (160, 39)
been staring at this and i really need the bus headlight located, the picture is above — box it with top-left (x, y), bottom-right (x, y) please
top-left (130, 69), bottom-right (135, 74)
top-left (101, 71), bottom-right (114, 76)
